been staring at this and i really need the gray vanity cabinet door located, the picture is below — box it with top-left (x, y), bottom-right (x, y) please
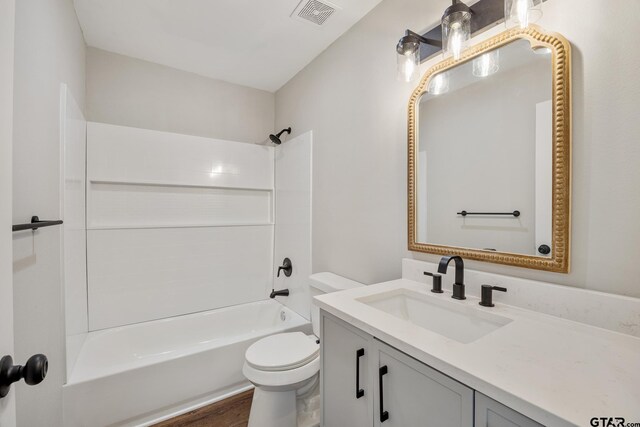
top-left (373, 340), bottom-right (473, 427)
top-left (475, 393), bottom-right (543, 427)
top-left (320, 312), bottom-right (373, 427)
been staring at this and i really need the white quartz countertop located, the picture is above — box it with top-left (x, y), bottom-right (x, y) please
top-left (314, 279), bottom-right (640, 427)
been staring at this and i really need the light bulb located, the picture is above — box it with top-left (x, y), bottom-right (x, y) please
top-left (533, 46), bottom-right (551, 55)
top-left (428, 73), bottom-right (449, 95)
top-left (516, 0), bottom-right (530, 28)
top-left (396, 43), bottom-right (420, 83)
top-left (505, 0), bottom-right (542, 29)
top-left (398, 55), bottom-right (417, 82)
top-left (449, 22), bottom-right (464, 60)
top-left (441, 5), bottom-right (471, 61)
top-left (472, 50), bottom-right (499, 77)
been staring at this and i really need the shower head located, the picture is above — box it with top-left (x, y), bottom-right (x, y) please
top-left (269, 127), bottom-right (292, 145)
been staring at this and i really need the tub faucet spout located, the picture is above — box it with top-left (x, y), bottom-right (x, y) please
top-left (270, 289), bottom-right (290, 299)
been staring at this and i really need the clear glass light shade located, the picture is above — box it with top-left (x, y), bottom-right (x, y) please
top-left (505, 0), bottom-right (542, 29)
top-left (396, 41), bottom-right (420, 82)
top-left (428, 72), bottom-right (449, 95)
top-left (442, 10), bottom-right (471, 60)
top-left (533, 46), bottom-right (551, 55)
top-left (472, 50), bottom-right (500, 77)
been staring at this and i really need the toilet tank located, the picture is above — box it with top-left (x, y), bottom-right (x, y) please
top-left (309, 272), bottom-right (364, 336)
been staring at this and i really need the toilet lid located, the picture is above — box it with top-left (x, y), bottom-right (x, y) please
top-left (245, 332), bottom-right (319, 372)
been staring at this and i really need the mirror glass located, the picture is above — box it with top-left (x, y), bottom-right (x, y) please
top-left (415, 38), bottom-right (553, 257)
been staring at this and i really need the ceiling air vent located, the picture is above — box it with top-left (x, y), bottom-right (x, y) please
top-left (291, 0), bottom-right (339, 26)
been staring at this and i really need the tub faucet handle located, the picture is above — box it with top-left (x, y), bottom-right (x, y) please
top-left (277, 258), bottom-right (292, 277)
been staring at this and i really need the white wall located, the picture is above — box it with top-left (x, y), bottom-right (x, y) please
top-left (273, 132), bottom-right (313, 319)
top-left (86, 47), bottom-right (275, 144)
top-left (0, 0), bottom-right (15, 425)
top-left (275, 0), bottom-right (640, 298)
top-left (11, 0), bottom-right (85, 425)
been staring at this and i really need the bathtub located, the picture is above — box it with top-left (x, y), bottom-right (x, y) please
top-left (63, 300), bottom-right (311, 427)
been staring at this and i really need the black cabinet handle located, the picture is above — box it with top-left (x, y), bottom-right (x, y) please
top-left (355, 348), bottom-right (365, 398)
top-left (379, 365), bottom-right (389, 422)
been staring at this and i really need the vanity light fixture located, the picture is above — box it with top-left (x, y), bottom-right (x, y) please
top-left (472, 50), bottom-right (499, 77)
top-left (396, 30), bottom-right (442, 82)
top-left (396, 0), bottom-right (544, 82)
top-left (504, 0), bottom-right (542, 29)
top-left (441, 0), bottom-right (472, 60)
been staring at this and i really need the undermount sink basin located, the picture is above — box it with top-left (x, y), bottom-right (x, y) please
top-left (357, 288), bottom-right (512, 344)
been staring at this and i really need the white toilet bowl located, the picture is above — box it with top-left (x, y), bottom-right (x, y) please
top-left (243, 332), bottom-right (320, 427)
top-left (243, 273), bottom-right (364, 427)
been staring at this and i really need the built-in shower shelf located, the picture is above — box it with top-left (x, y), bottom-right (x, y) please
top-left (88, 180), bottom-right (273, 229)
top-left (88, 222), bottom-right (274, 230)
top-left (89, 179), bottom-right (274, 192)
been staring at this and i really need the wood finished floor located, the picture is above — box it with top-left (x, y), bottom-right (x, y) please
top-left (153, 390), bottom-right (253, 427)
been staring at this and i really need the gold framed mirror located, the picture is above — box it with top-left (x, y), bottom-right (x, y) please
top-left (408, 25), bottom-right (571, 273)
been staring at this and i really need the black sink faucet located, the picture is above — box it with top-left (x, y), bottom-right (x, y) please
top-left (437, 256), bottom-right (466, 300)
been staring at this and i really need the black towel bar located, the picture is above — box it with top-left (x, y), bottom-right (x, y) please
top-left (457, 210), bottom-right (520, 217)
top-left (12, 216), bottom-right (63, 232)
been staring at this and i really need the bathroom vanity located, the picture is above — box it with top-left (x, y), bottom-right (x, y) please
top-left (321, 312), bottom-right (539, 427)
top-left (315, 260), bottom-right (640, 427)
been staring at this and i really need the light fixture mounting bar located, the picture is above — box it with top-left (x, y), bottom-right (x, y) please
top-left (417, 0), bottom-right (546, 61)
top-left (405, 30), bottom-right (442, 48)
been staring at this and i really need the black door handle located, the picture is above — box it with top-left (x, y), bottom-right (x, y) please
top-left (0, 354), bottom-right (48, 398)
top-left (355, 348), bottom-right (365, 398)
top-left (379, 365), bottom-right (389, 422)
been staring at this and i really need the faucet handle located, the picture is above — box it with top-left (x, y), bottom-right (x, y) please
top-left (479, 285), bottom-right (507, 307)
top-left (423, 272), bottom-right (443, 294)
top-left (277, 258), bottom-right (292, 277)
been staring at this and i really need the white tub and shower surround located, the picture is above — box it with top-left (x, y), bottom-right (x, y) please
top-left (85, 122), bottom-right (276, 329)
top-left (88, 226), bottom-right (274, 329)
top-left (273, 131), bottom-right (313, 320)
top-left (61, 84), bottom-right (89, 380)
top-left (59, 122), bottom-right (317, 426)
top-left (64, 300), bottom-right (311, 426)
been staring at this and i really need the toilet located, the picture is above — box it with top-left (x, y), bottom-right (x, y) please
top-left (243, 272), bottom-right (363, 427)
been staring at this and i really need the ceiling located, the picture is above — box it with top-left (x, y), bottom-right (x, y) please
top-left (74, 0), bottom-right (382, 92)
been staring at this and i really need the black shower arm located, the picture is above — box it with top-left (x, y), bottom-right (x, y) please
top-left (274, 127), bottom-right (292, 138)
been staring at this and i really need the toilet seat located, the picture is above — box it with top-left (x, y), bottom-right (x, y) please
top-left (245, 332), bottom-right (319, 372)
top-left (243, 332), bottom-right (320, 389)
top-left (243, 355), bottom-right (319, 388)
